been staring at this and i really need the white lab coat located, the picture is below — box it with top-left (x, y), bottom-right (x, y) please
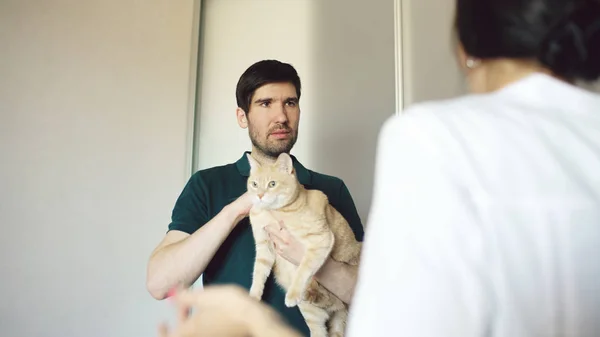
top-left (347, 73), bottom-right (600, 337)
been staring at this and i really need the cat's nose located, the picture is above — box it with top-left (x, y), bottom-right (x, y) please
top-left (258, 193), bottom-right (264, 199)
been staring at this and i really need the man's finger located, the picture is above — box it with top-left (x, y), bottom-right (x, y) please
top-left (268, 225), bottom-right (290, 244)
top-left (278, 220), bottom-right (287, 229)
top-left (263, 223), bottom-right (282, 237)
top-left (269, 233), bottom-right (287, 250)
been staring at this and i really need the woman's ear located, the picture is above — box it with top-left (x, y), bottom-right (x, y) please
top-left (455, 42), bottom-right (481, 72)
top-left (236, 108), bottom-right (248, 129)
top-left (456, 42), bottom-right (469, 71)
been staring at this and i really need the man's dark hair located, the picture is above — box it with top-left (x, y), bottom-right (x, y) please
top-left (455, 0), bottom-right (600, 81)
top-left (235, 60), bottom-right (302, 113)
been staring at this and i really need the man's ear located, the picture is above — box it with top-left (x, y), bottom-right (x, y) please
top-left (236, 107), bottom-right (248, 129)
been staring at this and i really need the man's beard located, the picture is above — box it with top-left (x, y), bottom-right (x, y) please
top-left (249, 125), bottom-right (297, 158)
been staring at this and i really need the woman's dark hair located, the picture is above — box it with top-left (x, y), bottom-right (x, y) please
top-left (235, 60), bottom-right (302, 113)
top-left (455, 0), bottom-right (600, 81)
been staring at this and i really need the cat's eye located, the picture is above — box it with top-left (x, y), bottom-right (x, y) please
top-left (251, 181), bottom-right (258, 188)
top-left (268, 181), bottom-right (276, 188)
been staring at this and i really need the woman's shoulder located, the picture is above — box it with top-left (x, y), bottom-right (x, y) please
top-left (375, 92), bottom-right (508, 167)
top-left (402, 93), bottom-right (494, 120)
top-left (381, 94), bottom-right (490, 137)
top-left (386, 74), bottom-right (600, 136)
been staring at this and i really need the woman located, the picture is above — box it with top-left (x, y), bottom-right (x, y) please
top-left (159, 0), bottom-right (600, 336)
top-left (347, 0), bottom-right (600, 336)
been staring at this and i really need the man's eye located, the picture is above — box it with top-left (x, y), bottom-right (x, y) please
top-left (286, 101), bottom-right (297, 107)
top-left (260, 102), bottom-right (270, 107)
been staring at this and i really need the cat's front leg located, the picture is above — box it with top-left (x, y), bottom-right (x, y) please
top-left (285, 229), bottom-right (334, 307)
top-left (249, 232), bottom-right (276, 300)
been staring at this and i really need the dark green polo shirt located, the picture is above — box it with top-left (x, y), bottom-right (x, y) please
top-left (167, 152), bottom-right (364, 336)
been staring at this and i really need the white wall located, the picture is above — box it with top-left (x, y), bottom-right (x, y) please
top-left (401, 0), bottom-right (467, 105)
top-left (195, 0), bottom-right (396, 223)
top-left (0, 1), bottom-right (197, 337)
top-left (399, 0), bottom-right (599, 104)
top-left (0, 0), bottom-right (468, 335)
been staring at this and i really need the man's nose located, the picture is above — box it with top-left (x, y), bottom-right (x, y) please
top-left (273, 103), bottom-right (288, 123)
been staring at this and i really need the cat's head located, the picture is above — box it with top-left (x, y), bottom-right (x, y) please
top-left (246, 153), bottom-right (301, 210)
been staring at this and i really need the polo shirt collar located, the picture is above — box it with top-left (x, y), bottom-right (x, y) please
top-left (236, 151), bottom-right (312, 186)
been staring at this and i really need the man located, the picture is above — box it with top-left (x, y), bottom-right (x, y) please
top-left (146, 59), bottom-right (364, 336)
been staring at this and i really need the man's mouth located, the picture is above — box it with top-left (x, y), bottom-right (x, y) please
top-left (270, 129), bottom-right (291, 139)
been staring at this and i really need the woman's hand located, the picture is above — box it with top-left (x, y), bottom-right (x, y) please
top-left (158, 285), bottom-right (301, 337)
top-left (263, 221), bottom-right (306, 266)
top-left (158, 286), bottom-right (255, 337)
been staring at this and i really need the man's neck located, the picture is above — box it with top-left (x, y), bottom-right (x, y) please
top-left (250, 148), bottom-right (278, 166)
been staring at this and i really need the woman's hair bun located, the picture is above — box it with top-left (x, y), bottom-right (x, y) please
top-left (539, 0), bottom-right (600, 82)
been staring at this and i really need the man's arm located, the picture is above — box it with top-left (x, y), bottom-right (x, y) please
top-left (313, 181), bottom-right (364, 304)
top-left (314, 257), bottom-right (358, 304)
top-left (146, 201), bottom-right (248, 300)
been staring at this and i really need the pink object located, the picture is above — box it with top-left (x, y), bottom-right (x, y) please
top-left (166, 287), bottom-right (177, 299)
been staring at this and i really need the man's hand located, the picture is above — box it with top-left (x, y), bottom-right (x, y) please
top-left (147, 192), bottom-right (257, 300)
top-left (264, 221), bottom-right (358, 304)
top-left (158, 285), bottom-right (301, 337)
top-left (264, 221), bottom-right (306, 266)
top-left (228, 192), bottom-right (256, 225)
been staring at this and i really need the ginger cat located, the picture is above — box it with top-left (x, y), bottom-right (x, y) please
top-left (246, 152), bottom-right (362, 337)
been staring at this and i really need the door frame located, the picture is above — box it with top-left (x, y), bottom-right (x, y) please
top-left (187, 0), bottom-right (203, 175)
top-left (394, 0), bottom-right (405, 115)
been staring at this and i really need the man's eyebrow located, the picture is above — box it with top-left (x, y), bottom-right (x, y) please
top-left (254, 97), bottom-right (273, 104)
top-left (285, 97), bottom-right (299, 102)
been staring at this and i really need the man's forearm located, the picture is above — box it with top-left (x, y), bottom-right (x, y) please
top-left (146, 205), bottom-right (241, 299)
top-left (314, 257), bottom-right (358, 304)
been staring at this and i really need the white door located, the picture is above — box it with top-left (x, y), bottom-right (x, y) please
top-left (400, 0), bottom-right (467, 105)
top-left (194, 0), bottom-right (396, 223)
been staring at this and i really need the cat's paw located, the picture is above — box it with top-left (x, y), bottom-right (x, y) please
top-left (285, 289), bottom-right (303, 307)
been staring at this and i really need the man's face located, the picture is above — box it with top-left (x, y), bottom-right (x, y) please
top-left (238, 82), bottom-right (300, 158)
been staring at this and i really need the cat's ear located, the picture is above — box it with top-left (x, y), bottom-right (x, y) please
top-left (246, 153), bottom-right (261, 173)
top-left (275, 153), bottom-right (294, 174)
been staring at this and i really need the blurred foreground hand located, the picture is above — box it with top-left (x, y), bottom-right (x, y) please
top-left (158, 285), bottom-right (302, 337)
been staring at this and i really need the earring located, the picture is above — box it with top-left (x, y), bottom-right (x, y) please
top-left (466, 57), bottom-right (480, 69)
